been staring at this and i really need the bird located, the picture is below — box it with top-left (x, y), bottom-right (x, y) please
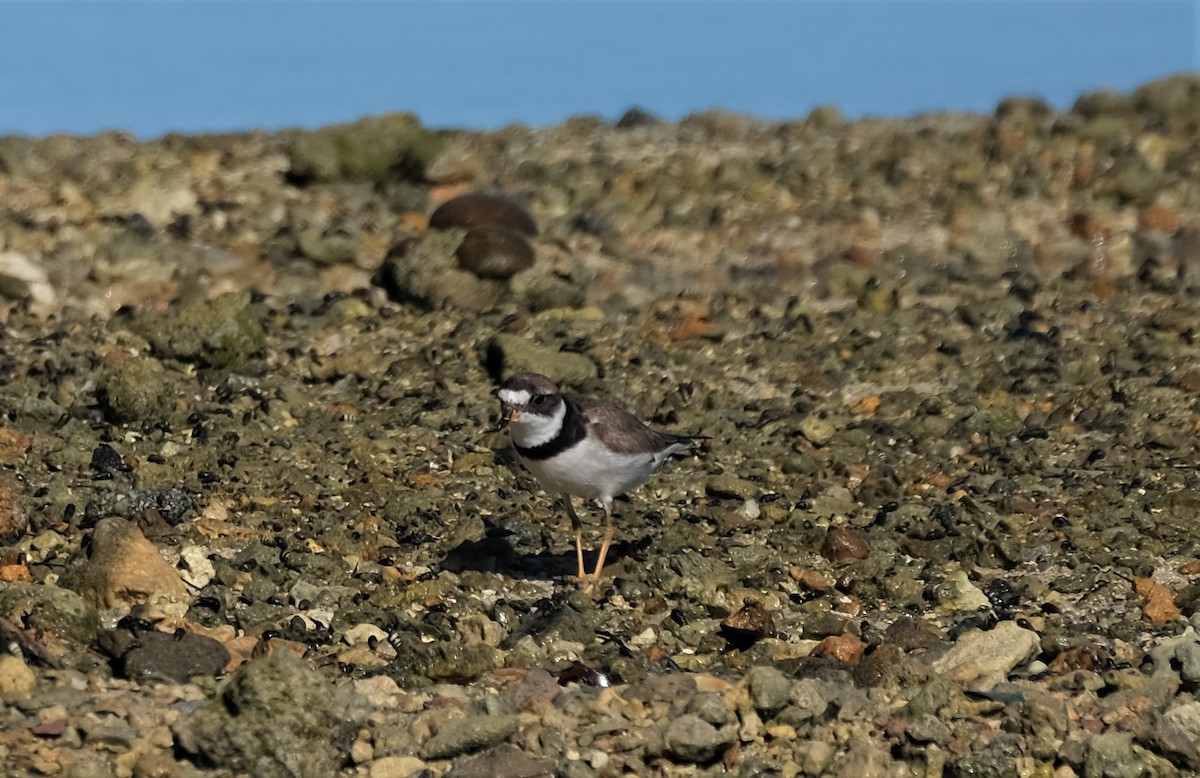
top-left (495, 371), bottom-right (701, 593)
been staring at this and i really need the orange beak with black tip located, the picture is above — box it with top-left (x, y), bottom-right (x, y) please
top-left (496, 401), bottom-right (521, 431)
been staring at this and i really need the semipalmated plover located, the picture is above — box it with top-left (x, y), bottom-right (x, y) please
top-left (496, 371), bottom-right (701, 592)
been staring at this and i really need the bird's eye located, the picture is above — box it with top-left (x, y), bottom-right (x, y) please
top-left (531, 395), bottom-right (546, 407)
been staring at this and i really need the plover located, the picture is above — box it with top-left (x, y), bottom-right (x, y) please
top-left (496, 371), bottom-right (701, 592)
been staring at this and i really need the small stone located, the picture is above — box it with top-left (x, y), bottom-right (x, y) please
top-left (456, 227), bottom-right (535, 280)
top-left (430, 193), bottom-right (538, 237)
top-left (0, 475), bottom-right (29, 545)
top-left (173, 650), bottom-right (365, 778)
top-left (931, 620), bottom-right (1040, 691)
top-left (664, 714), bottom-right (733, 764)
top-left (95, 354), bottom-right (175, 424)
top-left (60, 518), bottom-right (188, 609)
top-left (745, 666), bottom-right (792, 716)
top-left (706, 472), bottom-right (757, 500)
top-left (720, 602), bottom-right (775, 648)
top-left (821, 526), bottom-right (870, 563)
top-left (445, 744), bottom-right (556, 778)
top-left (1157, 701), bottom-right (1200, 769)
top-left (0, 654), bottom-right (36, 697)
top-left (485, 334), bottom-right (598, 386)
top-left (810, 633), bottom-right (867, 665)
top-left (798, 415), bottom-right (836, 446)
top-left (369, 756), bottom-right (428, 778)
top-left (418, 714), bottom-right (520, 760)
top-left (100, 626), bottom-right (230, 683)
top-left (1176, 638), bottom-right (1200, 683)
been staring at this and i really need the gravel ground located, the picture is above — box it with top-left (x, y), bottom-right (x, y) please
top-left (2, 76), bottom-right (1200, 777)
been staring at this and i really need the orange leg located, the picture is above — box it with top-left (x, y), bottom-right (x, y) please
top-left (588, 501), bottom-right (615, 591)
top-left (562, 495), bottom-right (587, 584)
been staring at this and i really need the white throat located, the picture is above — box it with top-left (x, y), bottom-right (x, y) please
top-left (510, 401), bottom-right (566, 448)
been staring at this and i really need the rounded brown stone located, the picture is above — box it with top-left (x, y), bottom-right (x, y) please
top-left (821, 526), bottom-right (871, 563)
top-left (429, 193), bottom-right (538, 236)
top-left (455, 226), bottom-right (535, 280)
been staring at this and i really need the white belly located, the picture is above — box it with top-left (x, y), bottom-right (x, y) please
top-left (519, 436), bottom-right (682, 502)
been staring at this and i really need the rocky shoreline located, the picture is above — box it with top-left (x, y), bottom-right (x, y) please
top-left (2, 75), bottom-right (1200, 776)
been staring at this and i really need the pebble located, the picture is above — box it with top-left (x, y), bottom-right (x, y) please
top-left (444, 744), bottom-right (556, 778)
top-left (745, 665), bottom-right (792, 716)
top-left (821, 526), bottom-right (871, 562)
top-left (931, 620), bottom-right (1040, 690)
top-left (369, 755), bottom-right (429, 778)
top-left (59, 518), bottom-right (188, 609)
top-left (0, 654), bottom-right (37, 696)
top-left (664, 714), bottom-right (732, 764)
top-left (430, 193), bottom-right (538, 237)
top-left (418, 713), bottom-right (520, 760)
top-left (1157, 702), bottom-right (1200, 769)
top-left (173, 650), bottom-right (365, 777)
top-left (485, 333), bottom-right (598, 385)
top-left (100, 626), bottom-right (230, 683)
top-left (456, 226), bottom-right (536, 280)
top-left (0, 475), bottom-right (29, 545)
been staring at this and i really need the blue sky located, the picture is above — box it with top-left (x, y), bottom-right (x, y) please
top-left (1, 1), bottom-right (1194, 138)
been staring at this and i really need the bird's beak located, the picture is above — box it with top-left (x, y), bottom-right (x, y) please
top-left (496, 402), bottom-right (520, 430)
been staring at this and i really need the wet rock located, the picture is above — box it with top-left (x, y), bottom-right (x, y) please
top-left (95, 354), bottom-right (175, 424)
top-left (59, 518), bottom-right (188, 609)
top-left (99, 625), bottom-right (230, 683)
top-left (430, 193), bottom-right (538, 237)
top-left (930, 620), bottom-right (1039, 691)
top-left (0, 583), bottom-right (102, 644)
top-left (456, 227), bottom-right (535, 280)
top-left (821, 526), bottom-right (870, 562)
top-left (0, 475), bottom-right (29, 545)
top-left (664, 714), bottom-right (732, 764)
top-left (444, 744), bottom-right (555, 778)
top-left (133, 293), bottom-right (266, 372)
top-left (484, 334), bottom-right (598, 385)
top-left (797, 414), bottom-right (836, 446)
top-left (173, 650), bottom-right (365, 778)
top-left (286, 113), bottom-right (443, 183)
top-left (745, 665), bottom-right (792, 716)
top-left (418, 713), bottom-right (520, 760)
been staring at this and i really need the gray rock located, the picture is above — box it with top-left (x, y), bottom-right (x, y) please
top-left (1084, 732), bottom-right (1148, 778)
top-left (930, 620), bottom-right (1039, 690)
top-left (664, 714), bottom-right (733, 764)
top-left (485, 334), bottom-right (598, 386)
top-left (173, 650), bottom-right (365, 778)
top-left (745, 665), bottom-right (791, 716)
top-left (1157, 701), bottom-right (1200, 769)
top-left (99, 627), bottom-right (230, 683)
top-left (418, 714), bottom-right (520, 760)
top-left (1174, 636), bottom-right (1200, 683)
top-left (0, 584), bottom-right (102, 645)
top-left (445, 744), bottom-right (555, 778)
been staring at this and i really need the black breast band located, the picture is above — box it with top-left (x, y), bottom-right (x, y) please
top-left (515, 398), bottom-right (586, 460)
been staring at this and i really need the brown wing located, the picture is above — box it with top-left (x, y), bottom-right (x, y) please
top-left (569, 394), bottom-right (688, 454)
